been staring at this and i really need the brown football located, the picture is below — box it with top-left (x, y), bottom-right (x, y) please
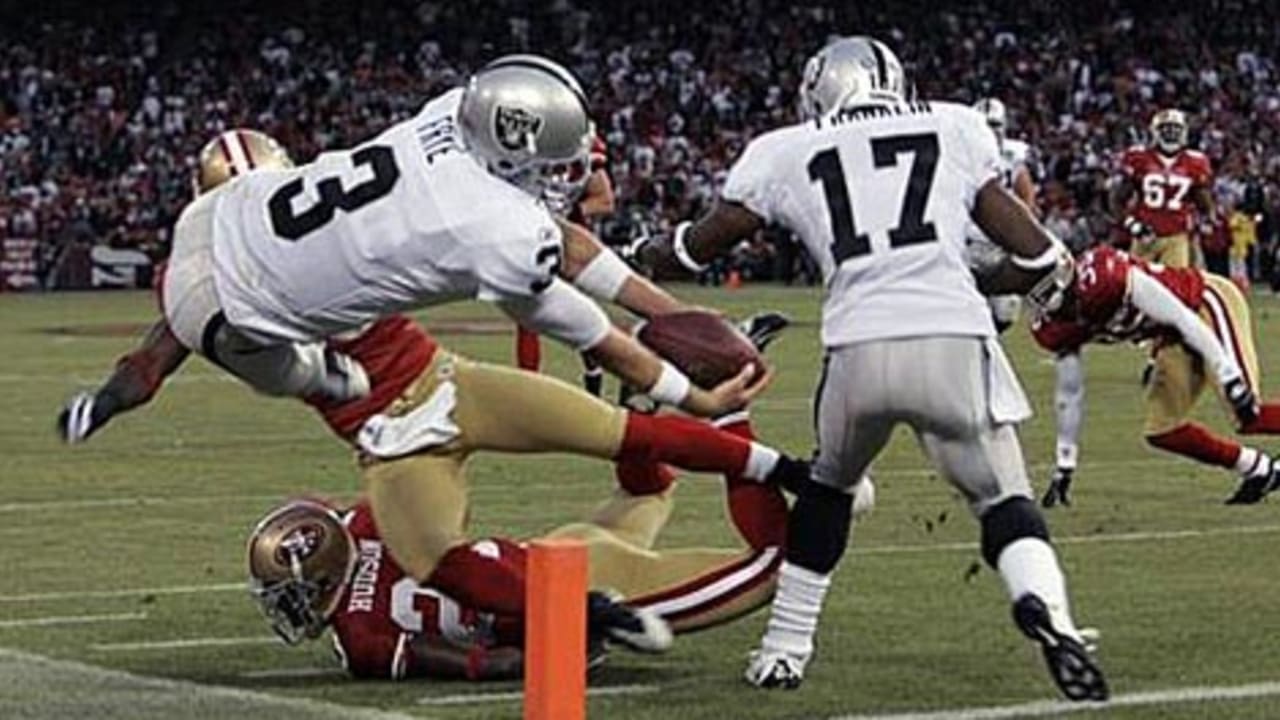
top-left (637, 310), bottom-right (762, 387)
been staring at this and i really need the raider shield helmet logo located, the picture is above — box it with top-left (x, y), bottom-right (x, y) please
top-left (494, 106), bottom-right (544, 152)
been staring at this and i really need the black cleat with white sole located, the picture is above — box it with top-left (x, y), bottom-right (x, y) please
top-left (1013, 593), bottom-right (1109, 702)
top-left (587, 591), bottom-right (673, 654)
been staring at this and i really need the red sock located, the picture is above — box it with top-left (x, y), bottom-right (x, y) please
top-left (716, 415), bottom-right (788, 550)
top-left (618, 413), bottom-right (752, 477)
top-left (1242, 404), bottom-right (1280, 434)
top-left (615, 457), bottom-right (677, 495)
top-left (426, 537), bottom-right (527, 617)
top-left (1146, 423), bottom-right (1241, 469)
top-left (515, 326), bottom-right (541, 371)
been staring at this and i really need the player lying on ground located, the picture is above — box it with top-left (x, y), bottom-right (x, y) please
top-left (246, 459), bottom-right (876, 681)
top-left (1031, 244), bottom-right (1280, 505)
top-left (60, 124), bottom-right (813, 650)
top-left (643, 35), bottom-right (1107, 701)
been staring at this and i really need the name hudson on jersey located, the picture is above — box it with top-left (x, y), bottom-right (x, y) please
top-left (347, 539), bottom-right (384, 613)
top-left (823, 100), bottom-right (933, 127)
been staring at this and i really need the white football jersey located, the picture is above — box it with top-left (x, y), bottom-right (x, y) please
top-left (965, 135), bottom-right (1033, 244)
top-left (211, 88), bottom-right (562, 343)
top-left (722, 101), bottom-right (1000, 347)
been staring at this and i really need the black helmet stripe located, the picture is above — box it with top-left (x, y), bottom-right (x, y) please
top-left (482, 55), bottom-right (590, 114)
top-left (869, 39), bottom-right (888, 90)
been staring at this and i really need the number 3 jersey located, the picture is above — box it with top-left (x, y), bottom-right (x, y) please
top-left (722, 101), bottom-right (1001, 348)
top-left (210, 88), bottom-right (562, 343)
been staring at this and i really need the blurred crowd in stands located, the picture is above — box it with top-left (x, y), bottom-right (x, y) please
top-left (2, 0), bottom-right (1279, 288)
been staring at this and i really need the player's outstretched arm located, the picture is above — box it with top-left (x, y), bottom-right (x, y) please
top-left (498, 282), bottom-right (769, 416)
top-left (558, 219), bottom-right (684, 318)
top-left (408, 635), bottom-right (523, 681)
top-left (636, 201), bottom-right (764, 277)
top-left (971, 179), bottom-right (1067, 295)
top-left (58, 319), bottom-right (190, 443)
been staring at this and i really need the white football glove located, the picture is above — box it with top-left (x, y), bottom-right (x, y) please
top-left (313, 349), bottom-right (371, 403)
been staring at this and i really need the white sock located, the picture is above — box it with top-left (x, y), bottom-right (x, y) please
top-left (758, 561), bottom-right (831, 661)
top-left (743, 442), bottom-right (780, 482)
top-left (1234, 446), bottom-right (1267, 477)
top-left (996, 537), bottom-right (1078, 637)
top-left (1055, 442), bottom-right (1078, 471)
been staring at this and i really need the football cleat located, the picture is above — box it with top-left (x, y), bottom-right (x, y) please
top-left (1225, 458), bottom-right (1279, 505)
top-left (587, 591), bottom-right (672, 654)
top-left (1041, 468), bottom-right (1074, 508)
top-left (1013, 594), bottom-right (1109, 702)
top-left (738, 312), bottom-right (791, 353)
top-left (58, 391), bottom-right (101, 444)
top-left (744, 649), bottom-right (806, 690)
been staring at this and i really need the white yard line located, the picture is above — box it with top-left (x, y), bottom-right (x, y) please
top-left (831, 679), bottom-right (1280, 720)
top-left (0, 645), bottom-right (421, 720)
top-left (0, 582), bottom-right (245, 603)
top-left (853, 523), bottom-right (1280, 556)
top-left (240, 667), bottom-right (347, 680)
top-left (0, 611), bottom-right (147, 628)
top-left (0, 493), bottom-right (293, 514)
top-left (91, 636), bottom-right (279, 652)
top-left (417, 683), bottom-right (658, 706)
top-left (8, 522), bottom-right (1280, 606)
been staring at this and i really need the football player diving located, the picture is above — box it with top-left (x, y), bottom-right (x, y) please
top-left (1031, 244), bottom-right (1280, 505)
top-left (57, 102), bottom-right (808, 650)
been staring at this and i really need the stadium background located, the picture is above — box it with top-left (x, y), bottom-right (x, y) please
top-left (1, 0), bottom-right (1278, 290)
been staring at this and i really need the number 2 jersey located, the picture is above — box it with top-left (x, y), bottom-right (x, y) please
top-left (209, 88), bottom-right (562, 343)
top-left (722, 101), bottom-right (1001, 348)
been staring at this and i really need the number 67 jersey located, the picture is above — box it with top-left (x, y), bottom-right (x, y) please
top-left (722, 101), bottom-right (1001, 348)
top-left (210, 88), bottom-right (562, 343)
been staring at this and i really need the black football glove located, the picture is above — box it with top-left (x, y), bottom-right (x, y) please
top-left (1224, 377), bottom-right (1259, 428)
top-left (738, 312), bottom-right (791, 353)
top-left (58, 391), bottom-right (112, 444)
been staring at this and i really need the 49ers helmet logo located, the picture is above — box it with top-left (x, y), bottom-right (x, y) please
top-left (494, 106), bottom-right (543, 152)
top-left (275, 523), bottom-right (324, 564)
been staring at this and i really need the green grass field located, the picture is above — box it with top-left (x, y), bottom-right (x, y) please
top-left (4, 285), bottom-right (1280, 719)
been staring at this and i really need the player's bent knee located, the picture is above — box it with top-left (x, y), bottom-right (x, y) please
top-left (785, 480), bottom-right (853, 575)
top-left (979, 497), bottom-right (1049, 569)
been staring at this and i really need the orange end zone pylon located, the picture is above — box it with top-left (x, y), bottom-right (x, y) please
top-left (524, 538), bottom-right (588, 720)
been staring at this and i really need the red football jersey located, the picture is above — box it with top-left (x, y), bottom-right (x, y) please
top-left (1117, 146), bottom-right (1212, 237)
top-left (306, 315), bottom-right (437, 440)
top-left (1032, 246), bottom-right (1205, 351)
top-left (330, 502), bottom-right (521, 679)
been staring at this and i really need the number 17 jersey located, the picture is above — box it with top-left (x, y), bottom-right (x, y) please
top-left (722, 101), bottom-right (1001, 348)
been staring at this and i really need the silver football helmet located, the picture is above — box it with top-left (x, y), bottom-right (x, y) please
top-left (798, 36), bottom-right (906, 120)
top-left (1150, 108), bottom-right (1189, 155)
top-left (458, 54), bottom-right (595, 204)
top-left (974, 98), bottom-right (1008, 139)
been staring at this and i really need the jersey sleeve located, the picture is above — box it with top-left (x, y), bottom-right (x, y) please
top-left (721, 132), bottom-right (787, 223)
top-left (471, 207), bottom-right (565, 302)
top-left (949, 107), bottom-right (1002, 209)
top-left (1075, 247), bottom-right (1132, 324)
top-left (1192, 153), bottom-right (1214, 186)
top-left (1031, 316), bottom-right (1091, 353)
top-left (1117, 147), bottom-right (1143, 178)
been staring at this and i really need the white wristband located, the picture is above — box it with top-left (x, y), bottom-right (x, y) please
top-left (1011, 242), bottom-right (1064, 271)
top-left (648, 361), bottom-right (692, 407)
top-left (672, 222), bottom-right (709, 273)
top-left (573, 248), bottom-right (633, 301)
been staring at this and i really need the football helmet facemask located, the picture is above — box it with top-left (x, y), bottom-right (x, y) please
top-left (1025, 251), bottom-right (1077, 319)
top-left (974, 97), bottom-right (1008, 139)
top-left (798, 36), bottom-right (906, 121)
top-left (194, 129), bottom-right (293, 195)
top-left (1150, 109), bottom-right (1189, 156)
top-left (459, 54), bottom-right (595, 207)
top-left (246, 499), bottom-right (356, 645)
